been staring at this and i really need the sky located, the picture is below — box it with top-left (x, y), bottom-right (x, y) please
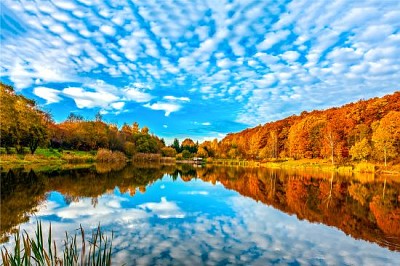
top-left (1, 0), bottom-right (399, 143)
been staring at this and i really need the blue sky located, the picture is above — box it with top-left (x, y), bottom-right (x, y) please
top-left (1, 0), bottom-right (399, 143)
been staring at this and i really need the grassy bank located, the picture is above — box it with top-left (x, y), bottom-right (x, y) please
top-left (0, 148), bottom-right (96, 166)
top-left (209, 158), bottom-right (400, 176)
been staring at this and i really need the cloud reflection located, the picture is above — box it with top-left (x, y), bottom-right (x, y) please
top-left (3, 178), bottom-right (399, 266)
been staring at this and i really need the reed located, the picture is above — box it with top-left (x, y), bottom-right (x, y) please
top-left (1, 221), bottom-right (113, 266)
top-left (61, 153), bottom-right (95, 163)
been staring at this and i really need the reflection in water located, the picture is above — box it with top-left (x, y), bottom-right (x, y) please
top-left (1, 164), bottom-right (399, 265)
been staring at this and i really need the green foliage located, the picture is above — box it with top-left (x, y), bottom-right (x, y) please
top-left (182, 150), bottom-right (192, 159)
top-left (161, 147), bottom-right (177, 157)
top-left (134, 134), bottom-right (160, 153)
top-left (172, 138), bottom-right (181, 153)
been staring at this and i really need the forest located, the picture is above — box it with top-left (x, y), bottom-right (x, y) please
top-left (203, 91), bottom-right (400, 166)
top-left (1, 81), bottom-right (400, 166)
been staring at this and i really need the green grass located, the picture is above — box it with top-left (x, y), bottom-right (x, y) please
top-left (1, 221), bottom-right (114, 266)
top-left (0, 149), bottom-right (97, 165)
top-left (35, 149), bottom-right (62, 158)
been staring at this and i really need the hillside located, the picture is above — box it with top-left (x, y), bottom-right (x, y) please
top-left (205, 92), bottom-right (400, 165)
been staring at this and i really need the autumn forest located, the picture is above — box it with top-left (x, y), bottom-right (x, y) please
top-left (1, 81), bottom-right (399, 168)
top-left (1, 84), bottom-right (400, 168)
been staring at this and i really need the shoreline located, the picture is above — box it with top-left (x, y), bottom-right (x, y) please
top-left (1, 154), bottom-right (399, 177)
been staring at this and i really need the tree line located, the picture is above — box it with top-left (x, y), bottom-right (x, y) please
top-left (0, 82), bottom-right (166, 156)
top-left (202, 91), bottom-right (400, 165)
top-left (1, 82), bottom-right (204, 159)
top-left (1, 81), bottom-right (399, 165)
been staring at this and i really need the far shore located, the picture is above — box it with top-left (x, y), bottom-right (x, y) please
top-left (1, 150), bottom-right (399, 177)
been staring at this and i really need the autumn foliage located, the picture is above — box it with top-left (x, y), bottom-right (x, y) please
top-left (206, 91), bottom-right (400, 165)
top-left (0, 82), bottom-right (165, 157)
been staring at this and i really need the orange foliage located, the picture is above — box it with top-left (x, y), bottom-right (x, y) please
top-left (211, 91), bottom-right (400, 164)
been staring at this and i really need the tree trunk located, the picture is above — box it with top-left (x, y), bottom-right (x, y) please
top-left (384, 147), bottom-right (387, 167)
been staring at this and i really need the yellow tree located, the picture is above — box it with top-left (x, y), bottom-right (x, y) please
top-left (372, 111), bottom-right (400, 166)
top-left (349, 138), bottom-right (372, 161)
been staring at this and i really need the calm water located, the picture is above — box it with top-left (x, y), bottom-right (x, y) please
top-left (1, 164), bottom-right (400, 265)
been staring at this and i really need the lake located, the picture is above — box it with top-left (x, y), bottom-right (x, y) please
top-left (1, 163), bottom-right (400, 265)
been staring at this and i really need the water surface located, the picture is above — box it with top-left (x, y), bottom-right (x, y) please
top-left (1, 164), bottom-right (399, 265)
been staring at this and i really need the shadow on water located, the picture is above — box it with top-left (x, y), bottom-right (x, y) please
top-left (1, 163), bottom-right (399, 251)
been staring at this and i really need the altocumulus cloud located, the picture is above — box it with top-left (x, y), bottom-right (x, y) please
top-left (1, 0), bottom-right (399, 139)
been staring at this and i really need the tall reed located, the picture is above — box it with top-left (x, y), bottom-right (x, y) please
top-left (1, 221), bottom-right (113, 266)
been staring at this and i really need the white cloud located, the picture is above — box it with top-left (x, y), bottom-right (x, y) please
top-left (144, 102), bottom-right (182, 116)
top-left (201, 122), bottom-right (211, 126)
top-left (257, 30), bottom-right (290, 51)
top-left (163, 96), bottom-right (190, 102)
top-left (281, 51), bottom-right (300, 62)
top-left (138, 197), bottom-right (185, 219)
top-left (111, 102), bottom-right (125, 110)
top-left (33, 86), bottom-right (62, 104)
top-left (1, 0), bottom-right (399, 131)
top-left (100, 25), bottom-right (116, 36)
top-left (63, 87), bottom-right (119, 109)
top-left (123, 87), bottom-right (153, 103)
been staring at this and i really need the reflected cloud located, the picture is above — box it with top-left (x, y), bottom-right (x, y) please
top-left (180, 191), bottom-right (209, 195)
top-left (2, 172), bottom-right (399, 265)
top-left (138, 197), bottom-right (185, 219)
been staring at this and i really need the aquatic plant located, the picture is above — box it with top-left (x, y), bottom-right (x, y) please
top-left (1, 222), bottom-right (113, 266)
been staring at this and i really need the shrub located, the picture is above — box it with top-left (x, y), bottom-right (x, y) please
top-left (182, 150), bottom-right (192, 159)
top-left (161, 147), bottom-right (177, 157)
top-left (354, 162), bottom-right (376, 173)
top-left (62, 152), bottom-right (95, 163)
top-left (96, 149), bottom-right (127, 163)
top-left (176, 153), bottom-right (183, 161)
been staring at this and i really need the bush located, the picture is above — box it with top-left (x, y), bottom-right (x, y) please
top-left (96, 148), bottom-right (127, 163)
top-left (182, 150), bottom-right (192, 159)
top-left (124, 141), bottom-right (135, 156)
top-left (354, 162), bottom-right (376, 173)
top-left (161, 147), bottom-right (177, 157)
top-left (62, 152), bottom-right (95, 163)
top-left (176, 153), bottom-right (183, 161)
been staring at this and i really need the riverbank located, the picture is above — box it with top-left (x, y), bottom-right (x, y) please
top-left (0, 148), bottom-right (95, 165)
top-left (2, 150), bottom-right (399, 177)
top-left (210, 158), bottom-right (400, 176)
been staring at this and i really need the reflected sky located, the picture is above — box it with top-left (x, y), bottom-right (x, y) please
top-left (2, 174), bottom-right (399, 265)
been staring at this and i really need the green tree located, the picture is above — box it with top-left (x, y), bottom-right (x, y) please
top-left (172, 138), bottom-right (181, 153)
